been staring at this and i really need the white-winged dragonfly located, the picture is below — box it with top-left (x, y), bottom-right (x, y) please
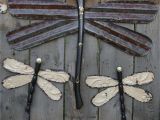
top-left (2, 58), bottom-right (69, 118)
top-left (86, 67), bottom-right (154, 120)
top-left (86, 67), bottom-right (154, 106)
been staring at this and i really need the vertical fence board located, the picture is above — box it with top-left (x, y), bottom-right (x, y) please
top-left (64, 34), bottom-right (78, 120)
top-left (0, 6), bottom-right (30, 120)
top-left (79, 34), bottom-right (99, 120)
top-left (133, 7), bottom-right (160, 120)
top-left (99, 24), bottom-right (134, 120)
top-left (64, 34), bottom-right (99, 120)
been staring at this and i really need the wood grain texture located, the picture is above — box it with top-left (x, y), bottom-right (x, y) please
top-left (133, 6), bottom-right (160, 120)
top-left (64, 34), bottom-right (79, 120)
top-left (0, 3), bottom-right (30, 120)
top-left (64, 34), bottom-right (99, 120)
top-left (78, 34), bottom-right (99, 120)
top-left (0, 0), bottom-right (160, 120)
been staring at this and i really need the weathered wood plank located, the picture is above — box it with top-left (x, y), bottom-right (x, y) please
top-left (64, 34), bottom-right (77, 120)
top-left (80, 34), bottom-right (99, 120)
top-left (133, 6), bottom-right (160, 120)
top-left (0, 6), bottom-right (30, 120)
top-left (99, 23), bottom-right (134, 120)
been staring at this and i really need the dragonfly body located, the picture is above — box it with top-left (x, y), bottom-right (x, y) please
top-left (26, 58), bottom-right (41, 116)
top-left (117, 67), bottom-right (126, 120)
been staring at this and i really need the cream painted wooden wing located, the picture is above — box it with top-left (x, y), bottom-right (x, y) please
top-left (37, 77), bottom-right (62, 100)
top-left (123, 72), bottom-right (154, 85)
top-left (39, 69), bottom-right (69, 83)
top-left (86, 76), bottom-right (118, 88)
top-left (124, 86), bottom-right (152, 102)
top-left (3, 58), bottom-right (34, 74)
top-left (2, 75), bottom-right (32, 89)
top-left (92, 86), bottom-right (118, 106)
top-left (0, 3), bottom-right (7, 13)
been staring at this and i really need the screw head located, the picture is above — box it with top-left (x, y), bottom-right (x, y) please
top-left (78, 42), bottom-right (83, 46)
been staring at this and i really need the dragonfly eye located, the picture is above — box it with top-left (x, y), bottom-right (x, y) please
top-left (0, 4), bottom-right (7, 14)
top-left (36, 58), bottom-right (42, 64)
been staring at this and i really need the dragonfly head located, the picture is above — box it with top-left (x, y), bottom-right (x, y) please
top-left (36, 58), bottom-right (42, 64)
top-left (117, 67), bottom-right (122, 72)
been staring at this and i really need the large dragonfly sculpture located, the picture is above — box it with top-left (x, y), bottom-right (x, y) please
top-left (86, 67), bottom-right (154, 120)
top-left (1, 0), bottom-right (158, 109)
top-left (2, 58), bottom-right (69, 119)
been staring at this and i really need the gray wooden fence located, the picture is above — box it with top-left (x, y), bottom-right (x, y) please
top-left (0, 0), bottom-right (160, 120)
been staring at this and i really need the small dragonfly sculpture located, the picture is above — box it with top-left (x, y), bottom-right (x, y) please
top-left (86, 67), bottom-right (154, 120)
top-left (2, 58), bottom-right (69, 119)
top-left (0, 0), bottom-right (158, 109)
